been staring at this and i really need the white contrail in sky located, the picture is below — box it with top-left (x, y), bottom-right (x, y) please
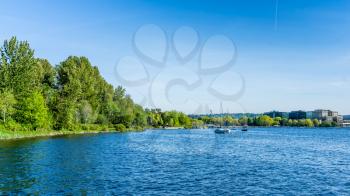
top-left (274, 0), bottom-right (279, 30)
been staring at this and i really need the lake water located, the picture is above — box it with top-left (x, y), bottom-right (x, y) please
top-left (1, 128), bottom-right (350, 195)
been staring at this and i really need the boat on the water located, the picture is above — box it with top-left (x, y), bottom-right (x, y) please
top-left (214, 128), bottom-right (230, 134)
top-left (241, 125), bottom-right (248, 131)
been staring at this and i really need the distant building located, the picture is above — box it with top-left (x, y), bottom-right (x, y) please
top-left (341, 120), bottom-right (350, 127)
top-left (312, 109), bottom-right (329, 119)
top-left (306, 111), bottom-right (313, 119)
top-left (334, 115), bottom-right (343, 123)
top-left (282, 112), bottom-right (289, 118)
top-left (312, 109), bottom-right (342, 122)
top-left (343, 115), bottom-right (350, 120)
top-left (289, 110), bottom-right (307, 119)
top-left (264, 111), bottom-right (289, 118)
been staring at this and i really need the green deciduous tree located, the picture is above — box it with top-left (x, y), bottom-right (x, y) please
top-left (256, 115), bottom-right (274, 126)
top-left (0, 37), bottom-right (39, 97)
top-left (78, 100), bottom-right (94, 124)
top-left (312, 119), bottom-right (320, 127)
top-left (15, 91), bottom-right (51, 130)
top-left (0, 90), bottom-right (16, 123)
top-left (305, 119), bottom-right (314, 127)
top-left (239, 116), bottom-right (248, 126)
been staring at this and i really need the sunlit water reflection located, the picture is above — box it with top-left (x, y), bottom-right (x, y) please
top-left (1, 128), bottom-right (350, 194)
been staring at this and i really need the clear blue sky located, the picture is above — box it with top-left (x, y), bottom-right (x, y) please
top-left (1, 0), bottom-right (349, 114)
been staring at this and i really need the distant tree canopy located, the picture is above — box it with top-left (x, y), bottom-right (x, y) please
top-left (197, 115), bottom-right (336, 127)
top-left (0, 37), bottom-right (192, 131)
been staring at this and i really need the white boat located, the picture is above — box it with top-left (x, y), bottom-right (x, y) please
top-left (214, 128), bottom-right (230, 134)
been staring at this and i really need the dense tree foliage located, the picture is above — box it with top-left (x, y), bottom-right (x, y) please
top-left (15, 91), bottom-right (51, 130)
top-left (0, 37), bottom-right (192, 132)
top-left (0, 37), bottom-right (39, 97)
top-left (145, 109), bottom-right (192, 129)
top-left (0, 90), bottom-right (16, 124)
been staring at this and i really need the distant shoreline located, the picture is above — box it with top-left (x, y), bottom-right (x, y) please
top-left (2, 126), bottom-right (348, 141)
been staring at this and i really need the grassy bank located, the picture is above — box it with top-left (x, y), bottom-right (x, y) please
top-left (0, 129), bottom-right (119, 140)
top-left (0, 119), bottom-right (155, 140)
top-left (0, 126), bottom-right (188, 140)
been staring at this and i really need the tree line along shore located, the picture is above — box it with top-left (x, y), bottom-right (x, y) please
top-left (193, 115), bottom-right (338, 128)
top-left (0, 37), bottom-right (192, 139)
top-left (0, 37), bottom-right (338, 140)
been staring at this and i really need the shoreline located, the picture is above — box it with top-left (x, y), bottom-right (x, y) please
top-left (0, 129), bottom-right (119, 141)
top-left (1, 126), bottom-right (347, 141)
top-left (0, 127), bottom-right (181, 141)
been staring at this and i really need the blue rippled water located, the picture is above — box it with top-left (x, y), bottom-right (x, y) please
top-left (1, 128), bottom-right (350, 194)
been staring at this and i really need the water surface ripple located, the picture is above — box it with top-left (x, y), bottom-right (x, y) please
top-left (1, 128), bottom-right (350, 194)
